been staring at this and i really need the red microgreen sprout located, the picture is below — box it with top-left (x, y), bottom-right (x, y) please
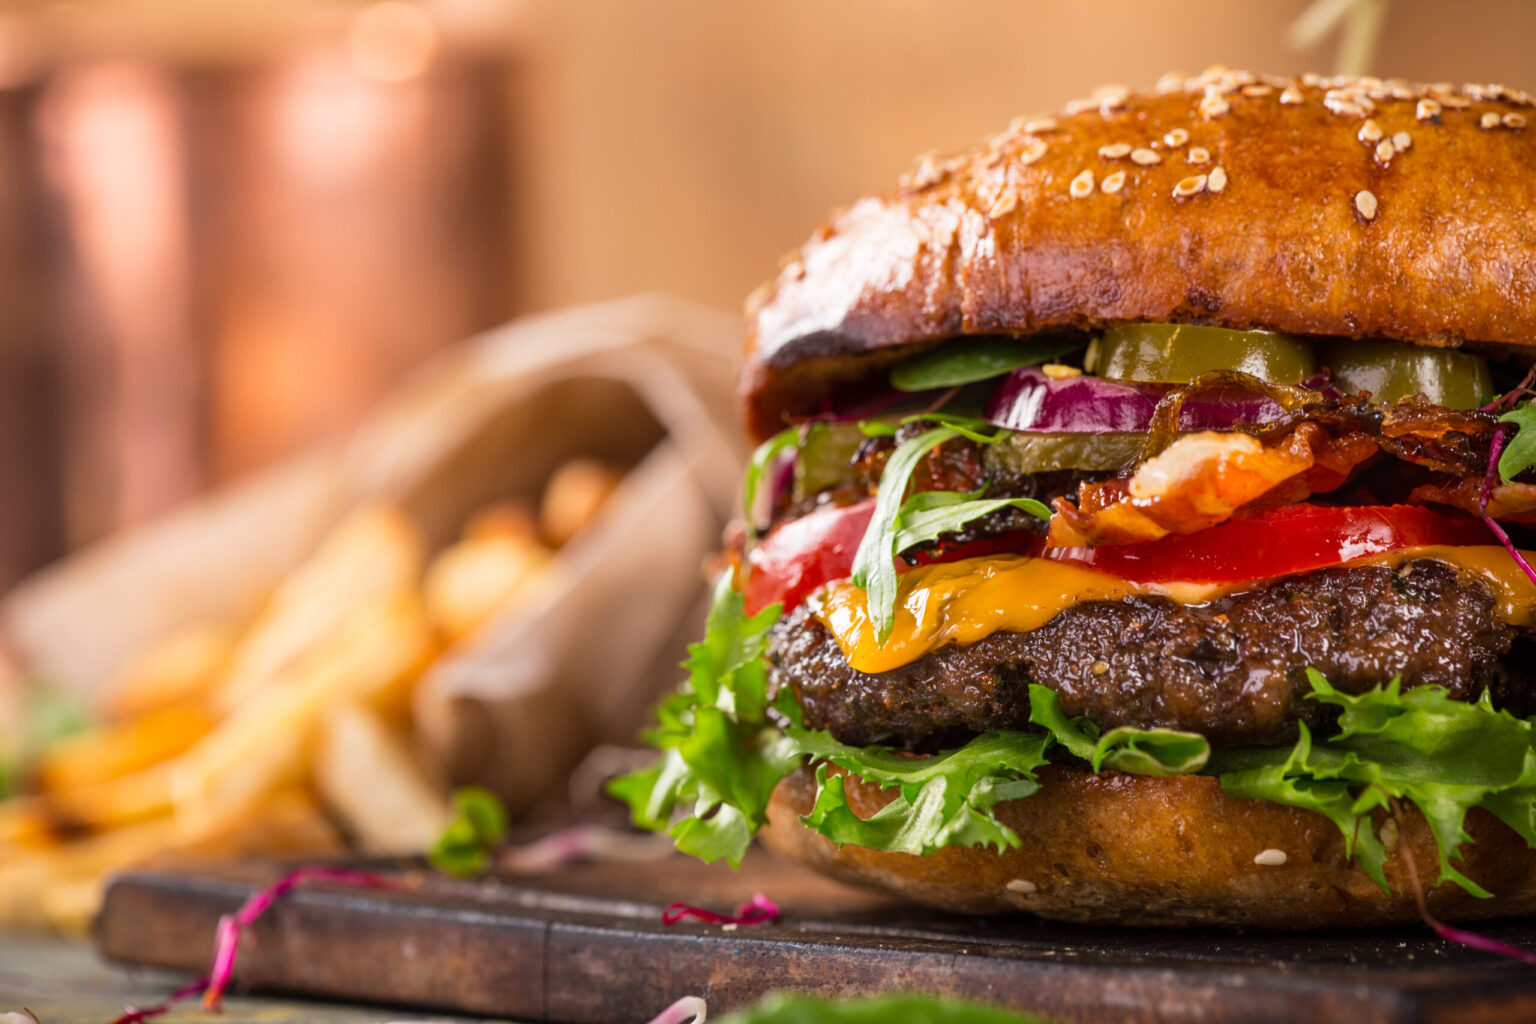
top-left (662, 892), bottom-right (779, 927)
top-left (1393, 799), bottom-right (1536, 967)
top-left (202, 866), bottom-right (399, 1011)
top-left (103, 979), bottom-right (209, 1024)
top-left (1478, 424), bottom-right (1536, 589)
top-left (645, 995), bottom-right (708, 1024)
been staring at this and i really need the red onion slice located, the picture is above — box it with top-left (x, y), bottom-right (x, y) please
top-left (984, 367), bottom-right (1292, 433)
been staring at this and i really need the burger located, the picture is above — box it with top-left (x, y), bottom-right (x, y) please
top-left (614, 68), bottom-right (1536, 928)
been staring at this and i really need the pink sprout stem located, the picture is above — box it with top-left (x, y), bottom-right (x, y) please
top-left (104, 979), bottom-right (209, 1024)
top-left (1430, 920), bottom-right (1536, 966)
top-left (1478, 424), bottom-right (1536, 588)
top-left (645, 995), bottom-right (708, 1024)
top-left (662, 892), bottom-right (779, 927)
top-left (200, 866), bottom-right (398, 1011)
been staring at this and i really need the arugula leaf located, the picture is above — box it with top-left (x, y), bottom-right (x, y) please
top-left (889, 337), bottom-right (1085, 392)
top-left (743, 427), bottom-right (801, 537)
top-left (851, 426), bottom-right (963, 643)
top-left (892, 494), bottom-right (1051, 557)
top-left (786, 719), bottom-right (1049, 855)
top-left (608, 575), bottom-right (798, 866)
top-left (718, 991), bottom-right (1047, 1024)
top-left (1498, 402), bottom-right (1536, 485)
top-left (1028, 685), bottom-right (1209, 775)
top-left (1212, 670), bottom-right (1536, 896)
top-left (428, 786), bottom-right (509, 877)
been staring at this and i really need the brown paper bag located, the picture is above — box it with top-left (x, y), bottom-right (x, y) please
top-left (2, 294), bottom-right (746, 810)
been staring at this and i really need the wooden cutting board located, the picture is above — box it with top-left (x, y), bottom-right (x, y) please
top-left (96, 850), bottom-right (1536, 1024)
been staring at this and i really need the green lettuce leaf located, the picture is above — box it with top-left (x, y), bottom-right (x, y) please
top-left (718, 991), bottom-right (1047, 1024)
top-left (889, 336), bottom-right (1085, 392)
top-left (607, 575), bottom-right (798, 866)
top-left (786, 715), bottom-right (1049, 855)
top-left (1212, 670), bottom-right (1536, 895)
top-left (1027, 685), bottom-right (1209, 775)
top-left (1498, 401), bottom-right (1536, 485)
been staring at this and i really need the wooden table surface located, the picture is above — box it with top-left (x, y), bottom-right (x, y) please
top-left (0, 931), bottom-right (513, 1024)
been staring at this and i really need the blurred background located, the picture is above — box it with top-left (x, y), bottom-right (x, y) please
top-left (2, 0), bottom-right (1534, 589)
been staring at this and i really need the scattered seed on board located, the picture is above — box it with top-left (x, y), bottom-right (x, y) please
top-left (1070, 169), bottom-right (1095, 198)
top-left (1354, 189), bottom-right (1379, 221)
top-left (1253, 849), bottom-right (1288, 867)
top-left (1098, 142), bottom-right (1132, 159)
top-left (1100, 170), bottom-right (1126, 194)
top-left (1131, 148), bottom-right (1162, 165)
top-left (1207, 166), bottom-right (1227, 193)
top-left (1187, 146), bottom-right (1211, 165)
top-left (1172, 174), bottom-right (1207, 198)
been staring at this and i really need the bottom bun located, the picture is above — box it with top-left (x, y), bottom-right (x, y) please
top-left (759, 765), bottom-right (1536, 928)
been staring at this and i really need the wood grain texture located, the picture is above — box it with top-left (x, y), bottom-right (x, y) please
top-left (741, 70), bottom-right (1536, 440)
top-left (96, 851), bottom-right (1536, 1023)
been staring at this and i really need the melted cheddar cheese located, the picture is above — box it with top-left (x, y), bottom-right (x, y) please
top-left (811, 546), bottom-right (1536, 675)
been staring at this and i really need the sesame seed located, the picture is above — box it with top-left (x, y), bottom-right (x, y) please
top-left (1393, 131), bottom-right (1411, 151)
top-left (1505, 113), bottom-right (1527, 129)
top-left (1100, 170), bottom-right (1126, 194)
top-left (1098, 142), bottom-right (1133, 159)
top-left (1130, 147), bottom-right (1162, 165)
top-left (1375, 139), bottom-right (1395, 163)
top-left (987, 192), bottom-right (1018, 220)
top-left (1207, 166), bottom-right (1227, 192)
top-left (1006, 879), bottom-right (1038, 894)
top-left (1416, 98), bottom-right (1441, 122)
top-left (1242, 84), bottom-right (1274, 98)
top-left (1154, 71), bottom-right (1188, 94)
top-left (1354, 189), bottom-right (1379, 221)
top-left (1163, 127), bottom-right (1190, 147)
top-left (1069, 169), bottom-right (1095, 198)
top-left (1172, 174), bottom-right (1207, 198)
top-left (1279, 87), bottom-right (1305, 105)
top-left (1022, 117), bottom-right (1057, 134)
top-left (1019, 137), bottom-right (1048, 165)
top-left (1253, 848), bottom-right (1288, 867)
top-left (1440, 95), bottom-right (1471, 110)
top-left (1199, 95), bottom-right (1231, 119)
top-left (1301, 72), bottom-right (1322, 87)
top-left (1481, 112), bottom-right (1503, 129)
top-left (1187, 146), bottom-right (1211, 165)
top-left (1358, 119), bottom-right (1383, 143)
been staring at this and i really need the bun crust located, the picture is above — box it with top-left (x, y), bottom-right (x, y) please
top-left (760, 766), bottom-right (1536, 927)
top-left (741, 71), bottom-right (1536, 441)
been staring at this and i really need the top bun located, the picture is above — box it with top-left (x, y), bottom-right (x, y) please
top-left (740, 68), bottom-right (1536, 441)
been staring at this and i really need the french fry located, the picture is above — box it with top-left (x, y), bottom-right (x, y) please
top-left (424, 533), bottom-right (552, 644)
top-left (539, 458), bottom-right (624, 547)
top-left (41, 761), bottom-right (175, 830)
top-left (315, 703), bottom-right (451, 853)
top-left (36, 701), bottom-right (214, 794)
top-left (171, 590), bottom-right (434, 839)
top-left (214, 506), bottom-right (425, 713)
top-left (0, 789), bottom-right (341, 933)
top-left (102, 623), bottom-right (235, 720)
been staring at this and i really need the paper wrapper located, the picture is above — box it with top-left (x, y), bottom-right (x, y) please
top-left (1, 295), bottom-right (746, 811)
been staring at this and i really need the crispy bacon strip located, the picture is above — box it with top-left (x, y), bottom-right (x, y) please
top-left (1047, 423), bottom-right (1378, 547)
top-left (1409, 477), bottom-right (1536, 524)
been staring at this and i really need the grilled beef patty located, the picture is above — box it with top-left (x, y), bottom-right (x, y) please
top-left (768, 559), bottom-right (1534, 750)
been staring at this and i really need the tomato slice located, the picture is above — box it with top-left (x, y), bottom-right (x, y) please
top-left (740, 499), bottom-right (1496, 614)
top-left (1041, 503), bottom-right (1495, 583)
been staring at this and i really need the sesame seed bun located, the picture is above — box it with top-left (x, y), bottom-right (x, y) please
top-left (740, 69), bottom-right (1536, 442)
top-left (760, 766), bottom-right (1536, 927)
